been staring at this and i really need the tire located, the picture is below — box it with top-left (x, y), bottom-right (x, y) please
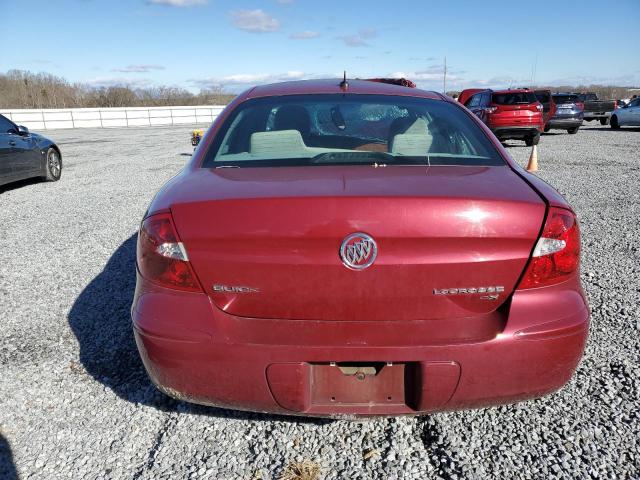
top-left (567, 127), bottom-right (579, 134)
top-left (610, 115), bottom-right (620, 130)
top-left (599, 117), bottom-right (609, 126)
top-left (44, 147), bottom-right (62, 181)
top-left (525, 133), bottom-right (540, 147)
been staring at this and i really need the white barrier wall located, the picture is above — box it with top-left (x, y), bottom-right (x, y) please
top-left (0, 105), bottom-right (227, 130)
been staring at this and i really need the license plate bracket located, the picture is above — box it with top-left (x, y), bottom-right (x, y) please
top-left (310, 362), bottom-right (407, 406)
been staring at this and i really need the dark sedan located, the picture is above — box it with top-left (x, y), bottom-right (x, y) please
top-left (544, 94), bottom-right (584, 134)
top-left (0, 114), bottom-right (62, 188)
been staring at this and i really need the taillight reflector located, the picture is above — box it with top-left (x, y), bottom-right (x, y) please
top-left (137, 212), bottom-right (202, 292)
top-left (518, 207), bottom-right (580, 289)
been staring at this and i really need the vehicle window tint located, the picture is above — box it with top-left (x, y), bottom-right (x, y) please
top-left (203, 94), bottom-right (505, 168)
top-left (552, 95), bottom-right (580, 105)
top-left (491, 92), bottom-right (537, 105)
top-left (535, 92), bottom-right (550, 103)
top-left (481, 92), bottom-right (491, 105)
top-left (0, 115), bottom-right (17, 134)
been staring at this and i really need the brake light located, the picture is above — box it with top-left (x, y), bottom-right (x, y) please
top-left (137, 212), bottom-right (202, 292)
top-left (518, 207), bottom-right (580, 289)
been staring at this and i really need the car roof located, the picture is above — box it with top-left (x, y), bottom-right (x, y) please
top-left (492, 88), bottom-right (532, 94)
top-left (245, 79), bottom-right (444, 100)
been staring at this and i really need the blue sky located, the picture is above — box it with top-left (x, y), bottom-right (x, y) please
top-left (1, 0), bottom-right (639, 93)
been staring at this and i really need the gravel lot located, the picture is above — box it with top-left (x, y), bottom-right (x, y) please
top-left (1, 123), bottom-right (639, 480)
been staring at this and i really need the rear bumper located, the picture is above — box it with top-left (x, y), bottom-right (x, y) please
top-left (584, 112), bottom-right (611, 120)
top-left (491, 126), bottom-right (541, 140)
top-left (547, 118), bottom-right (583, 129)
top-left (132, 277), bottom-right (589, 417)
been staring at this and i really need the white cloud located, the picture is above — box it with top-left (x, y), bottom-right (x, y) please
top-left (336, 28), bottom-right (377, 47)
top-left (147, 0), bottom-right (208, 6)
top-left (85, 77), bottom-right (154, 88)
top-left (112, 64), bottom-right (165, 73)
top-left (289, 30), bottom-right (319, 39)
top-left (190, 71), bottom-right (326, 92)
top-left (230, 9), bottom-right (280, 33)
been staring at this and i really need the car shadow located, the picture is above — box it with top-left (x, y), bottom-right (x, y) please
top-left (67, 234), bottom-right (328, 425)
top-left (587, 127), bottom-right (640, 132)
top-left (0, 434), bottom-right (18, 480)
top-left (0, 177), bottom-right (42, 194)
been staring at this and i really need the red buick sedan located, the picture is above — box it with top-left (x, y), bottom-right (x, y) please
top-left (132, 79), bottom-right (589, 417)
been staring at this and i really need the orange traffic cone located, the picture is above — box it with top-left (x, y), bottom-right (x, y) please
top-left (526, 145), bottom-right (538, 172)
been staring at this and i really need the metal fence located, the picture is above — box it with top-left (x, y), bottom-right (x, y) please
top-left (0, 105), bottom-right (226, 130)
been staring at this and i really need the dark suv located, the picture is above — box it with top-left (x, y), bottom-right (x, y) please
top-left (545, 94), bottom-right (584, 134)
top-left (461, 88), bottom-right (544, 146)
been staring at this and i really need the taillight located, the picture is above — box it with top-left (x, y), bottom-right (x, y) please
top-left (137, 212), bottom-right (202, 292)
top-left (484, 106), bottom-right (497, 113)
top-left (576, 102), bottom-right (584, 111)
top-left (518, 207), bottom-right (580, 289)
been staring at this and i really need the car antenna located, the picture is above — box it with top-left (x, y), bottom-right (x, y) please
top-left (339, 71), bottom-right (349, 91)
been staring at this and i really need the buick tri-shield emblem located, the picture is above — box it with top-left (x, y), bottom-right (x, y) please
top-left (340, 233), bottom-right (377, 270)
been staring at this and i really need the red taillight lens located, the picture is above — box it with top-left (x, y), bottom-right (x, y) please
top-left (576, 102), bottom-right (585, 111)
top-left (518, 207), bottom-right (580, 289)
top-left (137, 212), bottom-right (202, 292)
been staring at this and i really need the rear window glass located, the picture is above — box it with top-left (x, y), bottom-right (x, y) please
top-left (553, 95), bottom-right (580, 104)
top-left (491, 92), bottom-right (538, 105)
top-left (202, 94), bottom-right (505, 168)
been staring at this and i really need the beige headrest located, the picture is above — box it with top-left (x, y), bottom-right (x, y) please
top-left (390, 133), bottom-right (433, 156)
top-left (250, 130), bottom-right (306, 155)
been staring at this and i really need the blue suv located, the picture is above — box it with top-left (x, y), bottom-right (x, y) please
top-left (545, 93), bottom-right (584, 134)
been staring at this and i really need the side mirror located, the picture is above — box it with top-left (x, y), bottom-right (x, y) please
top-left (17, 125), bottom-right (30, 136)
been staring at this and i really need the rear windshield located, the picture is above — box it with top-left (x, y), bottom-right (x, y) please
top-left (202, 94), bottom-right (505, 168)
top-left (553, 94), bottom-right (580, 104)
top-left (491, 92), bottom-right (538, 105)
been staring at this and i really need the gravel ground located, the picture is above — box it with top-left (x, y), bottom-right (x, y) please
top-left (1, 122), bottom-right (638, 480)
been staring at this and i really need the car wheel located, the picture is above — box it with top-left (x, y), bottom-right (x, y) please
top-left (44, 148), bottom-right (62, 181)
top-left (525, 133), bottom-right (540, 147)
top-left (610, 115), bottom-right (620, 130)
top-left (567, 127), bottom-right (579, 134)
top-left (599, 118), bottom-right (609, 126)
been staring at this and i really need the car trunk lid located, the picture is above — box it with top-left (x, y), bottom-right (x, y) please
top-left (170, 166), bottom-right (545, 322)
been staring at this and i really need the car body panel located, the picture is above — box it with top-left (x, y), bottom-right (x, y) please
top-left (132, 272), bottom-right (588, 416)
top-left (167, 165), bottom-right (545, 323)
